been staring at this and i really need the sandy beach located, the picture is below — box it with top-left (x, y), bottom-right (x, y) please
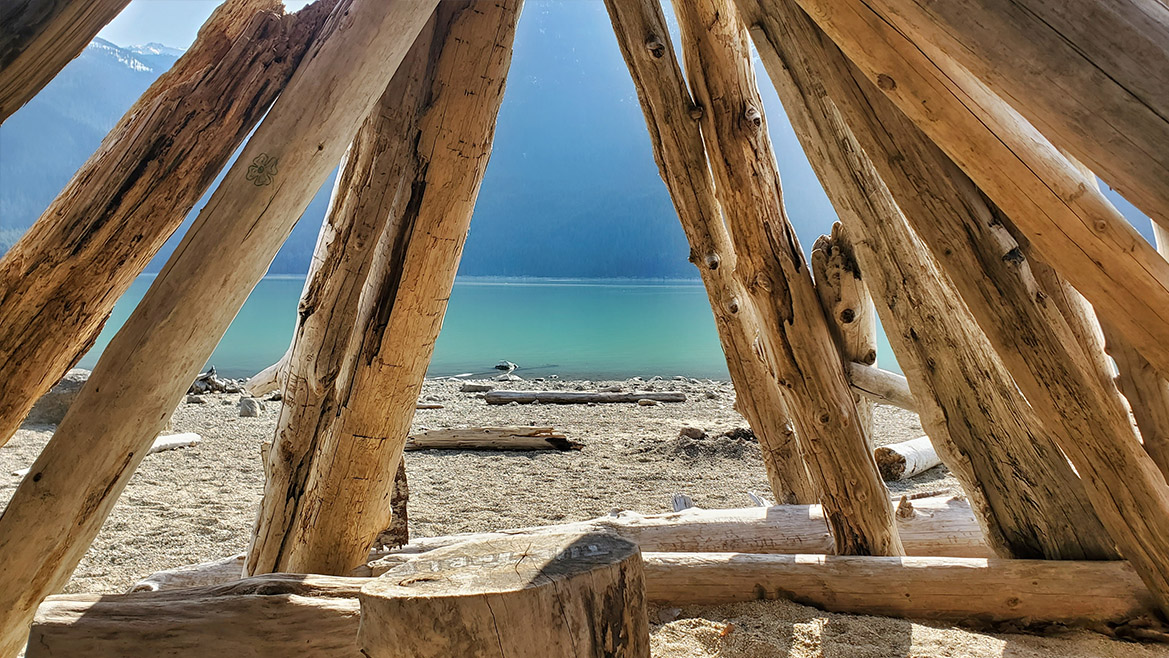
top-left (2, 377), bottom-right (1162, 657)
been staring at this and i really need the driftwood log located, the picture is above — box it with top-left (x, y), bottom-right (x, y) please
top-left (359, 533), bottom-right (650, 658)
top-left (0, 0), bottom-right (441, 651)
top-left (846, 363), bottom-right (915, 413)
top-left (0, 0), bottom-right (131, 121)
top-left (598, 0), bottom-right (818, 505)
top-left (0, 0), bottom-right (335, 448)
top-left (484, 390), bottom-right (685, 405)
top-left (744, 0), bottom-right (1122, 561)
top-left (248, 0), bottom-right (522, 577)
top-left (132, 496), bottom-right (989, 593)
top-left (812, 225), bottom-right (878, 437)
top-left (31, 555), bottom-right (1160, 656)
top-left (670, 0), bottom-right (900, 556)
top-left (785, 0), bottom-right (1169, 380)
top-left (740, 0), bottom-right (1118, 561)
top-left (862, 0), bottom-right (1169, 231)
top-left (405, 427), bottom-right (581, 451)
top-left (874, 437), bottom-right (940, 481)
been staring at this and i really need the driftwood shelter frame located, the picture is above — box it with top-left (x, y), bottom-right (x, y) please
top-left (2, 0), bottom-right (1169, 654)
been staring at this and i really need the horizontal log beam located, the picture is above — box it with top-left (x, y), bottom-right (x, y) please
top-left (847, 363), bottom-right (915, 412)
top-left (405, 427), bottom-right (581, 451)
top-left (32, 555), bottom-right (1160, 655)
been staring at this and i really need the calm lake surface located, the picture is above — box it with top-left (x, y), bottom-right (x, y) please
top-left (77, 276), bottom-right (900, 380)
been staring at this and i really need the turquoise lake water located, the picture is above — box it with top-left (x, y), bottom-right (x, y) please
top-left (76, 276), bottom-right (900, 380)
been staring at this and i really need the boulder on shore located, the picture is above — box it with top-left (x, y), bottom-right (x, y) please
top-left (25, 369), bottom-right (90, 426)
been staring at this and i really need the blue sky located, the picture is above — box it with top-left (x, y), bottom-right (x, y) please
top-left (99, 0), bottom-right (315, 48)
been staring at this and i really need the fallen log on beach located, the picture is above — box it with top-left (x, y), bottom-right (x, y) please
top-left (874, 436), bottom-right (941, 481)
top-left (129, 495), bottom-right (986, 593)
top-left (33, 555), bottom-right (1160, 655)
top-left (484, 390), bottom-right (686, 405)
top-left (405, 426), bottom-right (580, 451)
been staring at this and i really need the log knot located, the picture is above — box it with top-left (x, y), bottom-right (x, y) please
top-left (876, 73), bottom-right (896, 91)
top-left (645, 35), bottom-right (666, 59)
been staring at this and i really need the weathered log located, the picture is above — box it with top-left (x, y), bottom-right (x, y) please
top-left (812, 225), bottom-right (877, 436)
top-left (244, 353), bottom-right (287, 397)
top-left (132, 496), bottom-right (989, 593)
top-left (31, 574), bottom-right (365, 657)
top-left (738, 0), bottom-right (1119, 560)
top-left (0, 0), bottom-right (440, 652)
top-left (405, 426), bottom-right (581, 451)
top-left (33, 555), bottom-right (1162, 655)
top-left (786, 0), bottom-right (1169, 380)
top-left (370, 496), bottom-right (986, 568)
top-left (846, 363), bottom-right (915, 413)
top-left (670, 0), bottom-right (901, 556)
top-left (874, 437), bottom-right (940, 481)
top-left (642, 553), bottom-right (1158, 629)
top-left (862, 0), bottom-right (1169, 231)
top-left (359, 533), bottom-right (650, 658)
top-left (483, 390), bottom-right (685, 405)
top-left (249, 0), bottom-right (522, 577)
top-left (0, 0), bottom-right (131, 121)
top-left (600, 0), bottom-right (815, 505)
top-left (0, 0), bottom-right (337, 449)
top-left (146, 433), bottom-right (200, 455)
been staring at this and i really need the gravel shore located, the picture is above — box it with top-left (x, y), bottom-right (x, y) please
top-left (2, 376), bottom-right (1159, 657)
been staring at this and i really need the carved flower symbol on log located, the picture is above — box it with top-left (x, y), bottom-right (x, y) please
top-left (246, 154), bottom-right (278, 187)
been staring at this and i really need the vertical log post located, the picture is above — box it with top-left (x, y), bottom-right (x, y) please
top-left (0, 0), bottom-right (131, 121)
top-left (736, 0), bottom-right (1117, 561)
top-left (783, 0), bottom-right (1169, 379)
top-left (0, 0), bottom-right (336, 447)
top-left (249, 0), bottom-right (524, 576)
top-left (0, 0), bottom-right (439, 652)
top-left (602, 0), bottom-right (816, 503)
top-left (811, 224), bottom-right (877, 437)
top-left (859, 0), bottom-right (1169, 231)
top-left (671, 0), bottom-right (901, 555)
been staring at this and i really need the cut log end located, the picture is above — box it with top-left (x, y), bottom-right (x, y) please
top-left (358, 532), bottom-right (650, 658)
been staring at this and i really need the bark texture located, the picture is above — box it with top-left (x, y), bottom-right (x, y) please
top-left (0, 0), bottom-right (440, 652)
top-left (0, 0), bottom-right (335, 448)
top-left (812, 224), bottom-right (877, 436)
top-left (737, 0), bottom-right (1119, 560)
top-left (0, 0), bottom-right (131, 121)
top-left (601, 0), bottom-right (816, 505)
top-left (863, 0), bottom-right (1169, 231)
top-left (786, 0), bottom-right (1169, 380)
top-left (249, 0), bottom-right (522, 577)
top-left (672, 0), bottom-right (901, 555)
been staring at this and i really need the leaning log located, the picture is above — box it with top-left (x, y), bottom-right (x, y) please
top-left (642, 553), bottom-right (1157, 629)
top-left (670, 0), bottom-right (901, 556)
top-left (862, 0), bottom-right (1169, 231)
top-left (0, 0), bottom-right (131, 121)
top-left (484, 390), bottom-right (685, 405)
top-left (846, 363), bottom-right (915, 413)
top-left (812, 225), bottom-right (878, 436)
top-left (247, 8), bottom-right (442, 577)
top-left (405, 427), bottom-right (581, 451)
top-left (786, 0), bottom-right (1169, 381)
top-left (359, 533), bottom-right (650, 658)
top-left (738, 0), bottom-right (1119, 560)
top-left (0, 0), bottom-right (336, 448)
top-left (31, 555), bottom-right (1161, 656)
top-left (248, 0), bottom-right (523, 577)
top-left (601, 0), bottom-right (817, 504)
top-left (0, 0), bottom-right (440, 652)
top-left (874, 437), bottom-right (940, 481)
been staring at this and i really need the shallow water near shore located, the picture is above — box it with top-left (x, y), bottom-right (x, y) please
top-left (77, 274), bottom-right (901, 379)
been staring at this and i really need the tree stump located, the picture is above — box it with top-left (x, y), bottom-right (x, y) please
top-left (358, 532), bottom-right (650, 658)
